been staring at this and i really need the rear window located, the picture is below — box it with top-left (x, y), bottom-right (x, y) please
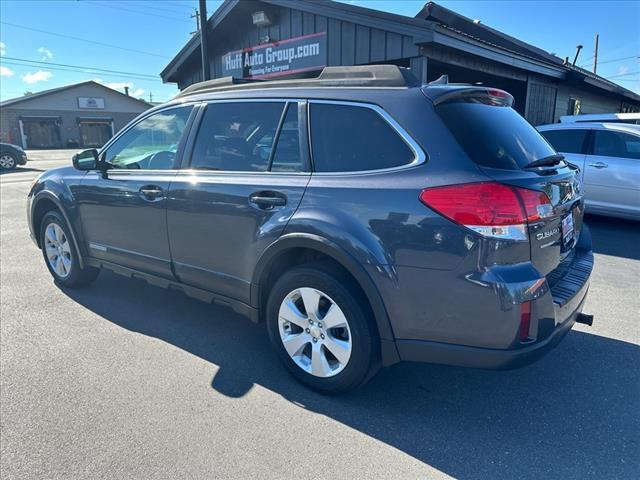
top-left (310, 103), bottom-right (415, 172)
top-left (436, 102), bottom-right (556, 170)
top-left (539, 129), bottom-right (588, 154)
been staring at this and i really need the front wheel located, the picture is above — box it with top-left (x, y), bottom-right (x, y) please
top-left (0, 153), bottom-right (17, 170)
top-left (266, 265), bottom-right (379, 394)
top-left (40, 211), bottom-right (99, 288)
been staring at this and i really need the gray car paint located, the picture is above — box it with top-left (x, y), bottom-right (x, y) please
top-left (27, 84), bottom-right (593, 368)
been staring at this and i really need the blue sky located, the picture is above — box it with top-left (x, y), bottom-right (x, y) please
top-left (0, 0), bottom-right (638, 103)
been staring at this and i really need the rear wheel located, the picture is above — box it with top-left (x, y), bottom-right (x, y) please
top-left (40, 211), bottom-right (99, 287)
top-left (0, 153), bottom-right (17, 170)
top-left (267, 265), bottom-right (378, 393)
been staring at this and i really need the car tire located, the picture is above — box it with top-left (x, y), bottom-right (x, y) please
top-left (266, 263), bottom-right (379, 394)
top-left (40, 211), bottom-right (99, 288)
top-left (0, 153), bottom-right (17, 170)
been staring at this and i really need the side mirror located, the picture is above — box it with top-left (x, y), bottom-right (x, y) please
top-left (72, 149), bottom-right (99, 171)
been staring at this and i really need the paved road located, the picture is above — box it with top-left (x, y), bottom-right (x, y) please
top-left (0, 150), bottom-right (76, 185)
top-left (1, 157), bottom-right (639, 479)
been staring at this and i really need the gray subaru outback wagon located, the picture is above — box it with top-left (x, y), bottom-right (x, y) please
top-left (28, 66), bottom-right (594, 393)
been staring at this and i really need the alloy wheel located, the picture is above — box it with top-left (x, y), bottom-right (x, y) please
top-left (44, 223), bottom-right (72, 278)
top-left (0, 154), bottom-right (16, 169)
top-left (278, 287), bottom-right (352, 378)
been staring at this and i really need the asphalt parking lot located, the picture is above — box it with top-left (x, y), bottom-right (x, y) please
top-left (1, 150), bottom-right (639, 479)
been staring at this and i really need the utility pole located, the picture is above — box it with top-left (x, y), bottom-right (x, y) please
top-left (199, 0), bottom-right (210, 81)
top-left (572, 44), bottom-right (583, 67)
top-left (190, 8), bottom-right (200, 35)
top-left (593, 34), bottom-right (599, 74)
top-left (149, 92), bottom-right (153, 103)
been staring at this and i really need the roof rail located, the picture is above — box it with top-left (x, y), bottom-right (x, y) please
top-left (175, 65), bottom-right (418, 98)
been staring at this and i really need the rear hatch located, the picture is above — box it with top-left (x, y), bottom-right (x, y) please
top-left (425, 86), bottom-right (583, 280)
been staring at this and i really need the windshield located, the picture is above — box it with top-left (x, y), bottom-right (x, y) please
top-left (436, 102), bottom-right (557, 170)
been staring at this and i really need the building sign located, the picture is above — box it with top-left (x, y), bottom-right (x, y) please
top-left (78, 97), bottom-right (105, 109)
top-left (222, 32), bottom-right (326, 79)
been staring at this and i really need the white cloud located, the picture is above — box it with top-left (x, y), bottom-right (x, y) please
top-left (0, 65), bottom-right (14, 77)
top-left (103, 81), bottom-right (133, 91)
top-left (0, 42), bottom-right (6, 56)
top-left (37, 47), bottom-right (53, 61)
top-left (617, 65), bottom-right (630, 76)
top-left (99, 80), bottom-right (144, 97)
top-left (22, 70), bottom-right (53, 84)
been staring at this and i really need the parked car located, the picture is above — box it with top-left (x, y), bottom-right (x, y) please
top-left (538, 122), bottom-right (640, 220)
top-left (27, 66), bottom-right (594, 393)
top-left (559, 112), bottom-right (640, 125)
top-left (0, 142), bottom-right (28, 170)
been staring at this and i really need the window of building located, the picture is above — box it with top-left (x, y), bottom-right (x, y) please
top-left (539, 129), bottom-right (588, 154)
top-left (309, 103), bottom-right (415, 172)
top-left (567, 98), bottom-right (581, 115)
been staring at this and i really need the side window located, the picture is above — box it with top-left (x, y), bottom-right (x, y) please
top-left (104, 106), bottom-right (192, 169)
top-left (540, 129), bottom-right (587, 154)
top-left (271, 104), bottom-right (303, 172)
top-left (191, 102), bottom-right (285, 172)
top-left (593, 130), bottom-right (640, 159)
top-left (310, 103), bottom-right (415, 172)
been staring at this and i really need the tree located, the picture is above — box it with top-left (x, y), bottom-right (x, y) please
top-left (23, 91), bottom-right (33, 96)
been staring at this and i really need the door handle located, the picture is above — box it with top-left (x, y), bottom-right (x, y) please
top-left (249, 192), bottom-right (286, 209)
top-left (588, 162), bottom-right (608, 169)
top-left (139, 185), bottom-right (164, 202)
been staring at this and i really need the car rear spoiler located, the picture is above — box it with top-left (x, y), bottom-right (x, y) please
top-left (423, 85), bottom-right (514, 107)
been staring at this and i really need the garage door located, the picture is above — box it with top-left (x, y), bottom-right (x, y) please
top-left (80, 121), bottom-right (113, 148)
top-left (21, 118), bottom-right (62, 149)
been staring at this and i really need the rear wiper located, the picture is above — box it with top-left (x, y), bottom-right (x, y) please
top-left (523, 154), bottom-right (565, 169)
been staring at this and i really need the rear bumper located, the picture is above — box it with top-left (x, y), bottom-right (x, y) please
top-left (396, 279), bottom-right (588, 369)
top-left (393, 224), bottom-right (594, 369)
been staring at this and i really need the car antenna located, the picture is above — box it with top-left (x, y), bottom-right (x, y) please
top-left (429, 74), bottom-right (449, 85)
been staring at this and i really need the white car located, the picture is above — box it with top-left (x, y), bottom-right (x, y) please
top-left (559, 112), bottom-right (640, 125)
top-left (537, 122), bottom-right (640, 220)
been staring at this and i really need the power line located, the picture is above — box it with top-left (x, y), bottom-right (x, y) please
top-left (580, 54), bottom-right (639, 68)
top-left (79, 0), bottom-right (193, 23)
top-left (0, 21), bottom-right (170, 59)
top-left (1, 57), bottom-right (163, 82)
top-left (163, 1), bottom-right (200, 11)
top-left (113, 0), bottom-right (196, 15)
top-left (607, 70), bottom-right (639, 79)
top-left (1, 60), bottom-right (165, 83)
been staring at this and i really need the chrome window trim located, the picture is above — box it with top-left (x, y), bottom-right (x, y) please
top-left (173, 169), bottom-right (310, 178)
top-left (102, 97), bottom-right (427, 177)
top-left (307, 99), bottom-right (427, 176)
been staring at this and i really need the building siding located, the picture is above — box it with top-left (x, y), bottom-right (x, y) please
top-left (177, 3), bottom-right (417, 89)
top-left (553, 85), bottom-right (621, 122)
top-left (0, 82), bottom-right (150, 148)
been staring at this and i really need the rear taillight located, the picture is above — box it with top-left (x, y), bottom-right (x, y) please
top-left (419, 182), bottom-right (552, 241)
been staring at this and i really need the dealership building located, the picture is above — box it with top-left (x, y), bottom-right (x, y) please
top-left (161, 0), bottom-right (640, 124)
top-left (0, 81), bottom-right (151, 149)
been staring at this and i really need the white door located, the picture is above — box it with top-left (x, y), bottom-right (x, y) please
top-left (583, 129), bottom-right (640, 219)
